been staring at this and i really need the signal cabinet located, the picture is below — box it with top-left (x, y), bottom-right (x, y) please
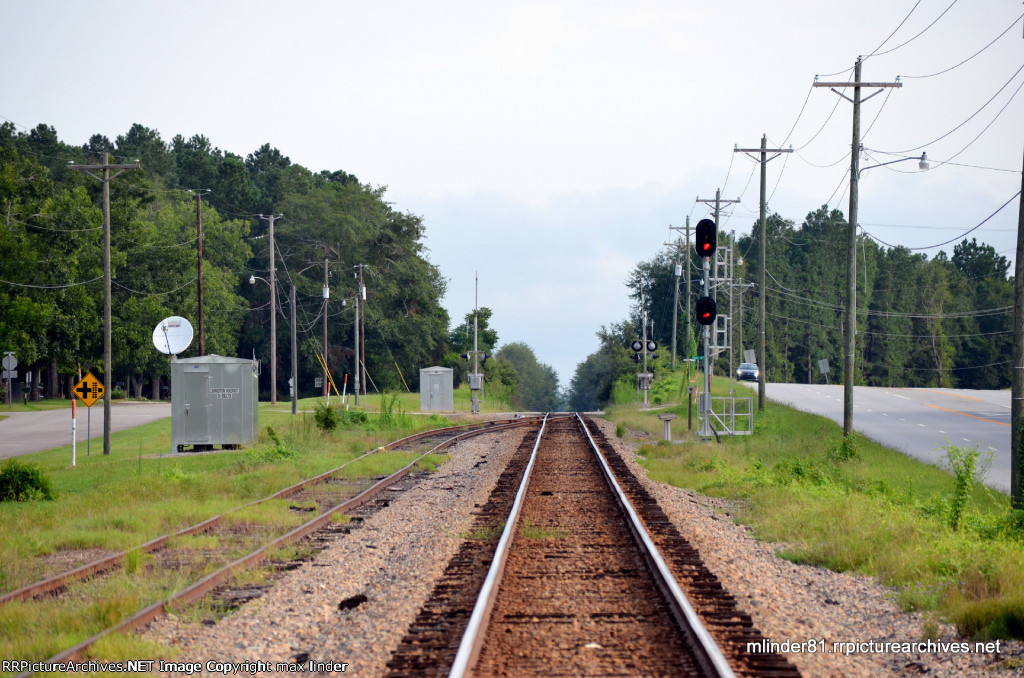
top-left (171, 355), bottom-right (258, 451)
top-left (419, 366), bottom-right (454, 412)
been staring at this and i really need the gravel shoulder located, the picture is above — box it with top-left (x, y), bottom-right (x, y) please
top-left (591, 419), bottom-right (1024, 678)
top-left (146, 428), bottom-right (526, 676)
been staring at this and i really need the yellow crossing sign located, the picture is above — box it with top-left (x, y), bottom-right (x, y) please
top-left (73, 373), bottom-right (104, 407)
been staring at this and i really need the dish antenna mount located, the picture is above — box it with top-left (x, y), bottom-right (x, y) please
top-left (152, 316), bottom-right (194, 356)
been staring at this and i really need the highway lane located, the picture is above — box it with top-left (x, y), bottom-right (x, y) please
top-left (760, 383), bottom-right (1010, 493)
top-left (0, 402), bottom-right (171, 460)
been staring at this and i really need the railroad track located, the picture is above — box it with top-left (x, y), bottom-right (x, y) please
top-left (386, 414), bottom-right (800, 677)
top-left (5, 416), bottom-right (543, 677)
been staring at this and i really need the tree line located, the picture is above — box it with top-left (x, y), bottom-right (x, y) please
top-left (0, 122), bottom-right (560, 410)
top-left (568, 205), bottom-right (1012, 409)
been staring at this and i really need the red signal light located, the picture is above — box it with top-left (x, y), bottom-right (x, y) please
top-left (695, 218), bottom-right (717, 258)
top-left (696, 296), bottom-right (717, 326)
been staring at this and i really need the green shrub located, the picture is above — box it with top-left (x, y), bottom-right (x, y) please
top-left (0, 458), bottom-right (55, 502)
top-left (313, 401), bottom-right (339, 432)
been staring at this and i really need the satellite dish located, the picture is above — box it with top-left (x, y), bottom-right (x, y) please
top-left (152, 316), bottom-right (194, 355)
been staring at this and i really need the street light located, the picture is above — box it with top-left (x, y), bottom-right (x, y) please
top-left (249, 274), bottom-right (276, 407)
top-left (842, 150), bottom-right (929, 436)
top-left (858, 152), bottom-right (929, 179)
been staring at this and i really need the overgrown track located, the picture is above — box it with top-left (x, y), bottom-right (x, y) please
top-left (385, 415), bottom-right (799, 677)
top-left (7, 416), bottom-right (543, 678)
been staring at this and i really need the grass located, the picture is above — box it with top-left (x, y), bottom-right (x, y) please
top-left (0, 395), bottom-right (459, 671)
top-left (606, 368), bottom-right (1024, 641)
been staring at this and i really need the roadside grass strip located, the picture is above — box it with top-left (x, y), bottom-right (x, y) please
top-left (608, 372), bottom-right (1023, 641)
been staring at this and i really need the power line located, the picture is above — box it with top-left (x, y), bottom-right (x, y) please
top-left (888, 61), bottom-right (1024, 153)
top-left (0, 276), bottom-right (102, 289)
top-left (900, 12), bottom-right (1024, 79)
top-left (864, 0), bottom-right (924, 59)
top-left (868, 0), bottom-right (959, 59)
top-left (861, 191), bottom-right (1021, 251)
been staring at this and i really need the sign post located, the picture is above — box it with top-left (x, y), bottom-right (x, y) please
top-left (2, 352), bottom-right (15, 411)
top-left (73, 373), bottom-right (104, 457)
top-left (71, 399), bottom-right (77, 467)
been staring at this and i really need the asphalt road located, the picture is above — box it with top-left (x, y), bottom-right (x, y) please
top-left (760, 383), bottom-right (1010, 493)
top-left (0, 402), bottom-right (171, 460)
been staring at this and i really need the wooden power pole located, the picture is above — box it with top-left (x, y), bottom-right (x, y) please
top-left (735, 135), bottom-right (792, 411)
top-left (814, 59), bottom-right (901, 437)
top-left (1012, 143), bottom-right (1024, 507)
top-left (69, 153), bottom-right (140, 456)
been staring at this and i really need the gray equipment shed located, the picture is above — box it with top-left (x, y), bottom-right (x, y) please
top-left (172, 355), bottom-right (258, 451)
top-left (419, 366), bottom-right (453, 412)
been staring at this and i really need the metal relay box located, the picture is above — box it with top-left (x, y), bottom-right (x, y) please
top-left (419, 366), bottom-right (454, 412)
top-left (171, 355), bottom-right (258, 451)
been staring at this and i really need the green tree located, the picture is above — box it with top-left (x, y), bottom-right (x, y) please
top-left (495, 341), bottom-right (560, 411)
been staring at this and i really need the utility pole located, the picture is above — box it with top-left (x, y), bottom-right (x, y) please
top-left (291, 285), bottom-right (298, 415)
top-left (814, 60), bottom-right (901, 436)
top-left (686, 216), bottom-right (691, 380)
top-left (192, 189), bottom-right (210, 355)
top-left (735, 135), bottom-right (793, 411)
top-left (358, 264), bottom-right (366, 396)
top-left (1012, 143), bottom-right (1024, 508)
top-left (671, 248), bottom-right (680, 369)
top-left (69, 153), bottom-right (140, 456)
top-left (259, 214), bottom-right (283, 405)
top-left (667, 222), bottom-right (689, 370)
top-left (353, 272), bottom-right (360, 407)
top-left (323, 259), bottom-right (329, 398)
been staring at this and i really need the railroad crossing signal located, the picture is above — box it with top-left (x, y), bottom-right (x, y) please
top-left (73, 373), bottom-right (104, 407)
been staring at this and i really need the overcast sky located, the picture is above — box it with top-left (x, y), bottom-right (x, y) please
top-left (2, 1), bottom-right (1022, 388)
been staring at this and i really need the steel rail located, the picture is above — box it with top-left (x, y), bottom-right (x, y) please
top-left (576, 413), bottom-right (736, 678)
top-left (447, 414), bottom-right (550, 678)
top-left (12, 418), bottom-right (543, 678)
top-left (1, 417), bottom-right (543, 606)
top-left (448, 413), bottom-right (736, 678)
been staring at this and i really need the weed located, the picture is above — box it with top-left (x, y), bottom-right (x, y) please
top-left (377, 393), bottom-right (411, 429)
top-left (161, 464), bottom-right (198, 483)
top-left (944, 445), bottom-right (981, 531)
top-left (415, 454), bottom-right (445, 473)
top-left (615, 423), bottom-right (625, 438)
top-left (426, 414), bottom-right (449, 428)
top-left (338, 410), bottom-right (369, 429)
top-left (124, 549), bottom-right (141, 575)
top-left (461, 521), bottom-right (505, 540)
top-left (519, 518), bottom-right (567, 539)
top-left (827, 433), bottom-right (860, 462)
